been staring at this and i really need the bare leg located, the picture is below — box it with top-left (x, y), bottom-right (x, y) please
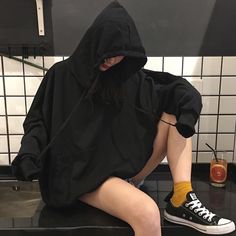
top-left (78, 176), bottom-right (162, 236)
top-left (130, 113), bottom-right (169, 184)
top-left (131, 112), bottom-right (192, 184)
top-left (166, 113), bottom-right (192, 183)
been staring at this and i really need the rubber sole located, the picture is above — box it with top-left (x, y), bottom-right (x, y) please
top-left (164, 210), bottom-right (235, 235)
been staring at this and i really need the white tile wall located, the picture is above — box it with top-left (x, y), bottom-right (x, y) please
top-left (202, 57), bottom-right (221, 76)
top-left (0, 76), bottom-right (3, 95)
top-left (163, 57), bottom-right (182, 76)
top-left (44, 56), bottom-right (63, 69)
top-left (185, 77), bottom-right (202, 94)
top-left (192, 133), bottom-right (198, 151)
top-left (201, 96), bottom-right (219, 114)
top-left (199, 115), bottom-right (217, 132)
top-left (221, 77), bottom-right (236, 95)
top-left (0, 135), bottom-right (8, 152)
top-left (3, 57), bottom-right (23, 75)
top-left (1, 56), bottom-right (236, 165)
top-left (9, 135), bottom-right (22, 153)
top-left (183, 57), bottom-right (202, 76)
top-left (197, 152), bottom-right (213, 163)
top-left (0, 154), bottom-right (8, 165)
top-left (24, 57), bottom-right (44, 76)
top-left (26, 97), bottom-right (34, 113)
top-left (8, 116), bottom-right (25, 134)
top-left (197, 151), bottom-right (233, 163)
top-left (0, 58), bottom-right (2, 75)
top-left (0, 98), bottom-right (5, 115)
top-left (219, 97), bottom-right (236, 114)
top-left (218, 115), bottom-right (236, 132)
top-left (0, 117), bottom-right (7, 134)
top-left (222, 57), bottom-right (236, 75)
top-left (217, 134), bottom-right (235, 151)
top-left (202, 77), bottom-right (220, 95)
top-left (25, 77), bottom-right (42, 96)
top-left (6, 97), bottom-right (25, 115)
top-left (5, 77), bottom-right (24, 95)
top-left (198, 134), bottom-right (216, 151)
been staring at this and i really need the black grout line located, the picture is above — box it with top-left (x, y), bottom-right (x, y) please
top-left (196, 56), bottom-right (204, 162)
top-left (232, 120), bottom-right (236, 162)
top-left (215, 56), bottom-right (224, 152)
top-left (1, 56), bottom-right (236, 165)
top-left (1, 56), bottom-right (11, 165)
top-left (181, 56), bottom-right (184, 76)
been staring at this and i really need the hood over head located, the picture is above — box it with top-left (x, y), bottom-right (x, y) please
top-left (68, 1), bottom-right (147, 97)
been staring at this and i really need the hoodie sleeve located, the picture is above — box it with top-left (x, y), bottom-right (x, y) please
top-left (158, 74), bottom-right (202, 138)
top-left (11, 67), bottom-right (53, 181)
top-left (143, 70), bottom-right (202, 138)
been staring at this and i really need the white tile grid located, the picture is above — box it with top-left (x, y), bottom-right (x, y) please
top-left (184, 77), bottom-right (203, 94)
top-left (5, 77), bottom-right (24, 95)
top-left (0, 154), bottom-right (9, 165)
top-left (0, 57), bottom-right (2, 75)
top-left (10, 153), bottom-right (19, 163)
top-left (202, 57), bottom-right (222, 76)
top-left (6, 97), bottom-right (25, 115)
top-left (0, 135), bottom-right (8, 152)
top-left (221, 77), bottom-right (236, 95)
top-left (26, 97), bottom-right (34, 113)
top-left (217, 134), bottom-right (235, 151)
top-left (9, 135), bottom-right (22, 153)
top-left (219, 96), bottom-right (236, 114)
top-left (8, 116), bottom-right (25, 134)
top-left (222, 57), bottom-right (236, 75)
top-left (0, 116), bottom-right (7, 134)
top-left (198, 134), bottom-right (216, 151)
top-left (234, 128), bottom-right (236, 163)
top-left (163, 57), bottom-right (182, 76)
top-left (218, 115), bottom-right (236, 132)
top-left (199, 115), bottom-right (217, 133)
top-left (183, 57), bottom-right (202, 76)
top-left (25, 77), bottom-right (43, 96)
top-left (201, 96), bottom-right (219, 114)
top-left (44, 56), bottom-right (64, 69)
top-left (3, 57), bottom-right (23, 75)
top-left (0, 76), bottom-right (3, 95)
top-left (197, 151), bottom-right (233, 163)
top-left (24, 56), bottom-right (43, 76)
top-left (202, 77), bottom-right (220, 95)
top-left (0, 97), bottom-right (5, 115)
top-left (1, 56), bottom-right (236, 164)
top-left (192, 133), bottom-right (198, 151)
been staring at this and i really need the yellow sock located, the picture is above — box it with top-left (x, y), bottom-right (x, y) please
top-left (170, 181), bottom-right (193, 207)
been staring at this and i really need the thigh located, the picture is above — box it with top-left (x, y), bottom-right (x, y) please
top-left (78, 176), bottom-right (159, 228)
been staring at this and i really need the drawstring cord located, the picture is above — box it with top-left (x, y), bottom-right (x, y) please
top-left (159, 119), bottom-right (176, 127)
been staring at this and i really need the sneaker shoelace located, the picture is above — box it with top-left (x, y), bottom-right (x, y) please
top-left (185, 199), bottom-right (216, 222)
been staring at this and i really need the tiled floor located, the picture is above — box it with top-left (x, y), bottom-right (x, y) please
top-left (0, 166), bottom-right (235, 236)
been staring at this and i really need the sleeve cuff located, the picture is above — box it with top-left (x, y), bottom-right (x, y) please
top-left (175, 111), bottom-right (197, 138)
top-left (12, 156), bottom-right (40, 181)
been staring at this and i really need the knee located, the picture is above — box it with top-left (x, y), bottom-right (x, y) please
top-left (162, 112), bottom-right (177, 123)
top-left (132, 200), bottom-right (161, 234)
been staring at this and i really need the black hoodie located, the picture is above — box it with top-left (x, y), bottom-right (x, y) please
top-left (11, 1), bottom-right (202, 208)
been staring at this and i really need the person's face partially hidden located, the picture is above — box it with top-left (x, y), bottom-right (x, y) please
top-left (99, 55), bottom-right (125, 71)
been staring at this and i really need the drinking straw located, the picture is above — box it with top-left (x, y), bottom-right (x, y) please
top-left (205, 143), bottom-right (219, 162)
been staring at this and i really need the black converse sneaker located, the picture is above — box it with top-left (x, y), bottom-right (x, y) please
top-left (164, 191), bottom-right (235, 235)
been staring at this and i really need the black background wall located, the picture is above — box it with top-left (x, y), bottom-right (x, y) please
top-left (0, 0), bottom-right (236, 57)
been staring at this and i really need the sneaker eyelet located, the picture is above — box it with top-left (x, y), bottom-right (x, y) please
top-left (194, 209), bottom-right (198, 213)
top-left (203, 216), bottom-right (207, 219)
top-left (185, 203), bottom-right (189, 207)
top-left (198, 213), bottom-right (202, 216)
top-left (190, 206), bottom-right (193, 210)
top-left (208, 219), bottom-right (211, 222)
